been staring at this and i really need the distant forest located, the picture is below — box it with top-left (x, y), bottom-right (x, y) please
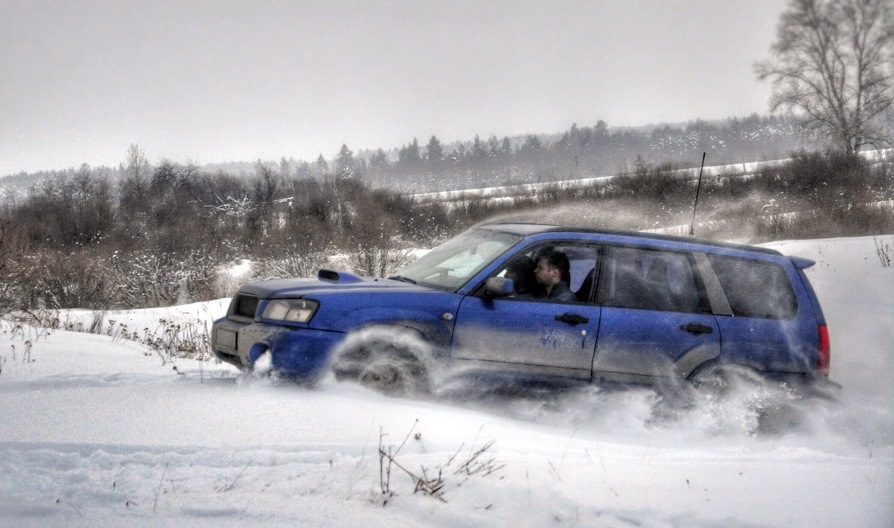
top-left (197, 114), bottom-right (821, 193)
top-left (350, 114), bottom-right (816, 192)
top-left (0, 114), bottom-right (817, 199)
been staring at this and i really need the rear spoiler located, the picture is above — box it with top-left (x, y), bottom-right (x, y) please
top-left (790, 256), bottom-right (816, 270)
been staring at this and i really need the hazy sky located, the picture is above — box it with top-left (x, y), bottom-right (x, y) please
top-left (1, 0), bottom-right (789, 176)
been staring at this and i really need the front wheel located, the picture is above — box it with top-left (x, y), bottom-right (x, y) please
top-left (331, 327), bottom-right (432, 397)
top-left (357, 355), bottom-right (422, 396)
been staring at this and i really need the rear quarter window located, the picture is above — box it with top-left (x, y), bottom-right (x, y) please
top-left (706, 254), bottom-right (797, 319)
top-left (598, 246), bottom-right (705, 313)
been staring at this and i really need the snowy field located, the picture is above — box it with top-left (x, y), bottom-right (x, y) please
top-left (0, 235), bottom-right (891, 527)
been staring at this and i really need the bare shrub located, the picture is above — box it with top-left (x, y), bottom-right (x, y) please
top-left (105, 250), bottom-right (218, 308)
top-left (127, 317), bottom-right (213, 363)
top-left (757, 212), bottom-right (793, 240)
top-left (21, 250), bottom-right (111, 310)
top-left (376, 421), bottom-right (503, 505)
top-left (347, 246), bottom-right (415, 278)
top-left (875, 237), bottom-right (892, 268)
top-left (0, 218), bottom-right (26, 314)
top-left (251, 248), bottom-right (331, 280)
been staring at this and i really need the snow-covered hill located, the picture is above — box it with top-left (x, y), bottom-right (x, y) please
top-left (0, 235), bottom-right (891, 527)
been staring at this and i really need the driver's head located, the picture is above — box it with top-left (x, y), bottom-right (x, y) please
top-left (534, 250), bottom-right (568, 287)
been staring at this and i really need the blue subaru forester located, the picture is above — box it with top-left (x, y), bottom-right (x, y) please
top-left (211, 224), bottom-right (830, 393)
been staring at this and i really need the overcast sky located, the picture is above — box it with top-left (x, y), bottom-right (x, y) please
top-left (0, 0), bottom-right (789, 176)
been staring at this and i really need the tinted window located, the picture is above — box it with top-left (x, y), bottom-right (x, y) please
top-left (706, 255), bottom-right (797, 319)
top-left (598, 247), bottom-right (703, 313)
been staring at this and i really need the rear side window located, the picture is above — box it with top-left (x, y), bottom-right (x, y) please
top-left (598, 247), bottom-right (704, 313)
top-left (706, 255), bottom-right (797, 319)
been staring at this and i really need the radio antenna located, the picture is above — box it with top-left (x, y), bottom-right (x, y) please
top-left (689, 152), bottom-right (706, 236)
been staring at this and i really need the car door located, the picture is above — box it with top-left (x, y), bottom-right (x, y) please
top-left (703, 253), bottom-right (819, 374)
top-left (451, 244), bottom-right (601, 381)
top-left (592, 246), bottom-right (720, 382)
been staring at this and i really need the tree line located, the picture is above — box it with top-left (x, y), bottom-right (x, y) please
top-left (0, 145), bottom-right (890, 313)
top-left (210, 114), bottom-right (817, 194)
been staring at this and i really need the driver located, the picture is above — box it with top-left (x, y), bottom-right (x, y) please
top-left (533, 250), bottom-right (576, 302)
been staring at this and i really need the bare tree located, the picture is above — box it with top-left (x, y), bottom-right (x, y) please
top-left (0, 217), bottom-right (24, 311)
top-left (755, 0), bottom-right (894, 153)
top-left (121, 144), bottom-right (150, 219)
top-left (125, 143), bottom-right (148, 182)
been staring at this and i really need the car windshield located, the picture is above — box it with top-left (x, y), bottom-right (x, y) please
top-left (392, 228), bottom-right (521, 291)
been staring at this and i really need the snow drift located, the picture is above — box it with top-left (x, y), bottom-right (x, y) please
top-left (0, 235), bottom-right (891, 527)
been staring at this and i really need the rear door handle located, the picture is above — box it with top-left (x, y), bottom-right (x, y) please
top-left (680, 322), bottom-right (714, 335)
top-left (555, 313), bottom-right (589, 325)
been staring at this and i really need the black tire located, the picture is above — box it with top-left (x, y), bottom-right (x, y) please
top-left (357, 355), bottom-right (421, 396)
top-left (331, 328), bottom-right (431, 397)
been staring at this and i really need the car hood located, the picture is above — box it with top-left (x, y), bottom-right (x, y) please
top-left (237, 269), bottom-right (462, 341)
top-left (237, 269), bottom-right (437, 299)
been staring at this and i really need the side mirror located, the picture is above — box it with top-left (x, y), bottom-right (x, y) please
top-left (485, 277), bottom-right (515, 297)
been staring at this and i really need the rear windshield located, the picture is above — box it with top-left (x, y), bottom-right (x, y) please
top-left (707, 254), bottom-right (798, 319)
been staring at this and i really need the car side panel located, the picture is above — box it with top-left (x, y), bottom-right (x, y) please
top-left (452, 296), bottom-right (600, 380)
top-left (713, 265), bottom-right (820, 375)
top-left (714, 316), bottom-right (818, 374)
top-left (593, 307), bottom-right (720, 381)
top-left (694, 250), bottom-right (822, 375)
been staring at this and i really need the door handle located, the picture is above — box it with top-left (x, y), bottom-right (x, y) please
top-left (555, 313), bottom-right (589, 325)
top-left (680, 322), bottom-right (714, 335)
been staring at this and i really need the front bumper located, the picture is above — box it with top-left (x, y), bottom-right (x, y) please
top-left (212, 317), bottom-right (345, 379)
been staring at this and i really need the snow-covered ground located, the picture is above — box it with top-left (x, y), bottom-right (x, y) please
top-left (1, 235), bottom-right (891, 527)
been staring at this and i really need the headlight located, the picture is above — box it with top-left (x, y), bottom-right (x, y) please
top-left (262, 299), bottom-right (319, 323)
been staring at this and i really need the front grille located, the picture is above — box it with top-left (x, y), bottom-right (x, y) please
top-left (232, 294), bottom-right (259, 319)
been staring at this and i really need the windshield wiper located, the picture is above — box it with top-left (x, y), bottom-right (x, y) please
top-left (388, 275), bottom-right (417, 284)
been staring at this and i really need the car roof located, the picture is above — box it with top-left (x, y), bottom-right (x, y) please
top-left (477, 222), bottom-right (783, 256)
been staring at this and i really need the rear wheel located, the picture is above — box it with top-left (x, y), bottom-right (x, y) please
top-left (688, 363), bottom-right (764, 395)
top-left (687, 363), bottom-right (809, 435)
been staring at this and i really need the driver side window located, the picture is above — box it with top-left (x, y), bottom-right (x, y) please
top-left (489, 244), bottom-right (601, 302)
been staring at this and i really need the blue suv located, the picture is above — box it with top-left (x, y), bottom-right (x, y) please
top-left (211, 224), bottom-right (830, 393)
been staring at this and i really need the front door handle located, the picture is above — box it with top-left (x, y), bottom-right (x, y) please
top-left (555, 313), bottom-right (589, 326)
top-left (680, 322), bottom-right (714, 335)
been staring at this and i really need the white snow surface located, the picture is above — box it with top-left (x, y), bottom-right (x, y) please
top-left (1, 235), bottom-right (891, 527)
